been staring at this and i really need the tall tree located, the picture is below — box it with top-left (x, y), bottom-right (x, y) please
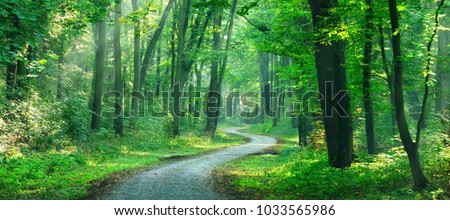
top-left (131, 0), bottom-right (141, 127)
top-left (387, 0), bottom-right (446, 189)
top-left (91, 21), bottom-right (106, 131)
top-left (309, 0), bottom-right (353, 168)
top-left (114, 0), bottom-right (123, 136)
top-left (258, 51), bottom-right (270, 123)
top-left (131, 0), bottom-right (175, 123)
top-left (378, 22), bottom-right (397, 137)
top-left (204, 0), bottom-right (238, 137)
top-left (172, 0), bottom-right (190, 136)
top-left (204, 3), bottom-right (223, 138)
top-left (362, 0), bottom-right (376, 154)
top-left (436, 18), bottom-right (450, 114)
top-left (139, 0), bottom-right (176, 91)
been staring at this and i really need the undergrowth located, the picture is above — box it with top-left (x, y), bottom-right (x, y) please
top-left (214, 120), bottom-right (450, 200)
top-left (0, 120), bottom-right (245, 199)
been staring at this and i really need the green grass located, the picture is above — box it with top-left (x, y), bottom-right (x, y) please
top-left (0, 127), bottom-right (246, 199)
top-left (214, 120), bottom-right (450, 200)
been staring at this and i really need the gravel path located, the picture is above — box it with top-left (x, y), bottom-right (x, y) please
top-left (96, 128), bottom-right (276, 200)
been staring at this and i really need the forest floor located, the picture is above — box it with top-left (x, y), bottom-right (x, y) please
top-left (94, 128), bottom-right (277, 200)
top-left (0, 126), bottom-right (247, 199)
top-left (212, 121), bottom-right (450, 200)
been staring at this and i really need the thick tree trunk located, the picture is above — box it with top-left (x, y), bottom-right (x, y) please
top-left (309, 0), bottom-right (353, 168)
top-left (173, 0), bottom-right (190, 137)
top-left (362, 0), bottom-right (376, 154)
top-left (406, 145), bottom-right (427, 189)
top-left (114, 1), bottom-right (124, 136)
top-left (91, 21), bottom-right (106, 131)
top-left (204, 5), bottom-right (223, 138)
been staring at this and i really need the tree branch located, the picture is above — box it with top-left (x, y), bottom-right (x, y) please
top-left (415, 0), bottom-right (446, 144)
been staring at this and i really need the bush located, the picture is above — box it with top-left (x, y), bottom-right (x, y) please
top-left (60, 95), bottom-right (90, 140)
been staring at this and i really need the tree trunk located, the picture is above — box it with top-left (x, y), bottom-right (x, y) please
top-left (173, 0), bottom-right (190, 137)
top-left (309, 0), bottom-right (353, 168)
top-left (156, 44), bottom-right (162, 97)
top-left (258, 51), bottom-right (270, 122)
top-left (388, 0), bottom-right (428, 189)
top-left (272, 55), bottom-right (279, 127)
top-left (214, 0), bottom-right (238, 129)
top-left (5, 49), bottom-right (28, 102)
top-left (155, 0), bottom-right (165, 98)
top-left (114, 1), bottom-right (124, 136)
top-left (139, 0), bottom-right (176, 91)
top-left (204, 5), bottom-right (223, 138)
top-left (378, 23), bottom-right (397, 136)
top-left (204, 0), bottom-right (238, 137)
top-left (56, 55), bottom-right (64, 101)
top-left (5, 52), bottom-right (16, 101)
top-left (406, 145), bottom-right (427, 189)
top-left (131, 0), bottom-right (141, 128)
top-left (362, 0), bottom-right (376, 154)
top-left (91, 21), bottom-right (106, 131)
top-left (182, 0), bottom-right (213, 81)
top-left (194, 63), bottom-right (203, 121)
top-left (436, 20), bottom-right (449, 113)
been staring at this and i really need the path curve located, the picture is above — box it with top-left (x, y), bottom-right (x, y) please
top-left (96, 128), bottom-right (276, 200)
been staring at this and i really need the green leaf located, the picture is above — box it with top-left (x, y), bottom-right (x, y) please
top-left (38, 59), bottom-right (47, 65)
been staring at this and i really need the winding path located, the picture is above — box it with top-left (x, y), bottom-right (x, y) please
top-left (96, 128), bottom-right (276, 200)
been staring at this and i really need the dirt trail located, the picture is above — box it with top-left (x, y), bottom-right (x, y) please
top-left (96, 128), bottom-right (276, 200)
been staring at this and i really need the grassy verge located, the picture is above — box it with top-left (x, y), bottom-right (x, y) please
top-left (0, 128), bottom-right (246, 199)
top-left (213, 121), bottom-right (450, 200)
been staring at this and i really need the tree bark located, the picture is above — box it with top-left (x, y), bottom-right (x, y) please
top-left (172, 0), bottom-right (190, 137)
top-left (362, 0), bottom-right (376, 154)
top-left (139, 0), bottom-right (176, 92)
top-left (91, 21), bottom-right (106, 131)
top-left (131, 0), bottom-right (141, 127)
top-left (182, 0), bottom-right (213, 81)
top-left (194, 63), bottom-right (203, 121)
top-left (388, 0), bottom-right (428, 189)
top-left (258, 51), bottom-right (270, 123)
top-left (204, 0), bottom-right (238, 137)
top-left (114, 0), bottom-right (124, 136)
top-left (204, 5), bottom-right (223, 138)
top-left (273, 56), bottom-right (279, 127)
top-left (309, 0), bottom-right (353, 168)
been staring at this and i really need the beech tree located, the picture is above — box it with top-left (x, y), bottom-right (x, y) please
top-left (309, 0), bottom-right (354, 168)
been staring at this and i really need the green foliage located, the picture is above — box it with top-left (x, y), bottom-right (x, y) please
top-left (60, 96), bottom-right (90, 140)
top-left (0, 125), bottom-right (246, 199)
top-left (1, 93), bottom-right (68, 153)
top-left (216, 123), bottom-right (450, 199)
